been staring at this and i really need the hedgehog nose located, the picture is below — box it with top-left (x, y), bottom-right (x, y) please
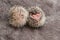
top-left (31, 11), bottom-right (37, 15)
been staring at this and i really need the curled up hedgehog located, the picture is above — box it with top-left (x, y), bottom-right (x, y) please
top-left (9, 5), bottom-right (29, 28)
top-left (27, 6), bottom-right (46, 28)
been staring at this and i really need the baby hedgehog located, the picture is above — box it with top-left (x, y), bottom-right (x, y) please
top-left (9, 5), bottom-right (29, 27)
top-left (28, 6), bottom-right (46, 27)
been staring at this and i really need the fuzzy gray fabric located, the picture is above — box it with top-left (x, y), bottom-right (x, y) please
top-left (0, 0), bottom-right (60, 40)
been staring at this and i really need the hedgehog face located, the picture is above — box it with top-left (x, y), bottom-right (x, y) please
top-left (29, 9), bottom-right (42, 21)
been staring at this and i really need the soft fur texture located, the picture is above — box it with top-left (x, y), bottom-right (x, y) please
top-left (28, 6), bottom-right (46, 27)
top-left (9, 5), bottom-right (29, 27)
top-left (0, 0), bottom-right (59, 40)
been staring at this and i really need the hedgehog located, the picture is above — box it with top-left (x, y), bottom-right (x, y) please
top-left (9, 5), bottom-right (29, 27)
top-left (27, 6), bottom-right (46, 27)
